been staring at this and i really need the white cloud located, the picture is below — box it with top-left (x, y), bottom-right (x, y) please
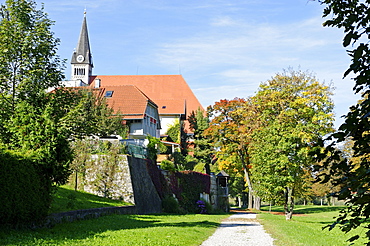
top-left (211, 16), bottom-right (239, 27)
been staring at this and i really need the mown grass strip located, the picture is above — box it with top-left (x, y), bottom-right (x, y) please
top-left (258, 205), bottom-right (367, 246)
top-left (0, 213), bottom-right (229, 246)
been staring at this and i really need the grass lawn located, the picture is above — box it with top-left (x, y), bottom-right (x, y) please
top-left (49, 185), bottom-right (132, 214)
top-left (0, 185), bottom-right (229, 245)
top-left (0, 213), bottom-right (229, 246)
top-left (258, 205), bottom-right (368, 246)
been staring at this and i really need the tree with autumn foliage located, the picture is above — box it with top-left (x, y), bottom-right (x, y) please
top-left (250, 69), bottom-right (334, 220)
top-left (204, 98), bottom-right (258, 209)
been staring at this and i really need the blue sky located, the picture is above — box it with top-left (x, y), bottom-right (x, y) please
top-left (34, 0), bottom-right (358, 128)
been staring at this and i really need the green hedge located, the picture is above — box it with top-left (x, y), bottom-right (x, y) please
top-left (174, 171), bottom-right (210, 213)
top-left (0, 150), bottom-right (51, 227)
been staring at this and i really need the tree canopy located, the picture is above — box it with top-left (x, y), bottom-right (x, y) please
top-left (188, 108), bottom-right (214, 174)
top-left (205, 98), bottom-right (257, 208)
top-left (0, 0), bottom-right (123, 197)
top-left (311, 1), bottom-right (370, 243)
top-left (250, 69), bottom-right (334, 219)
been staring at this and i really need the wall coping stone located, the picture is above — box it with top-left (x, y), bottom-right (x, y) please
top-left (44, 205), bottom-right (137, 227)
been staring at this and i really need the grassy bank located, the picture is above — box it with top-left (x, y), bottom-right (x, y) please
top-left (50, 185), bottom-right (132, 214)
top-left (258, 205), bottom-right (367, 246)
top-left (0, 213), bottom-right (229, 245)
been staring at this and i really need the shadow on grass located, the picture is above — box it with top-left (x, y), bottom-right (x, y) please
top-left (260, 205), bottom-right (344, 215)
top-left (0, 214), bottom-right (221, 245)
top-left (293, 206), bottom-right (344, 214)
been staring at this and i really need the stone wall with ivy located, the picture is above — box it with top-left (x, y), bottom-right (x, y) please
top-left (84, 154), bottom-right (134, 203)
top-left (83, 155), bottom-right (161, 214)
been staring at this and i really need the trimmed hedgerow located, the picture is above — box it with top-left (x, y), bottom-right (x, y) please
top-left (0, 150), bottom-right (51, 227)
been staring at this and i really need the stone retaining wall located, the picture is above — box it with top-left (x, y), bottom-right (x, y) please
top-left (127, 156), bottom-right (162, 214)
top-left (46, 205), bottom-right (136, 227)
top-left (83, 155), bottom-right (162, 214)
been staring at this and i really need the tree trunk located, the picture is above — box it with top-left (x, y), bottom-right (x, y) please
top-left (238, 196), bottom-right (242, 208)
top-left (244, 168), bottom-right (253, 209)
top-left (284, 187), bottom-right (294, 220)
top-left (239, 150), bottom-right (254, 210)
top-left (248, 192), bottom-right (253, 209)
top-left (74, 171), bottom-right (78, 191)
top-left (253, 196), bottom-right (261, 210)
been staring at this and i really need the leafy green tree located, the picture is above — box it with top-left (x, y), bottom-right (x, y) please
top-left (0, 0), bottom-right (61, 100)
top-left (0, 0), bottom-right (64, 139)
top-left (165, 120), bottom-right (188, 156)
top-left (147, 135), bottom-right (166, 164)
top-left (251, 69), bottom-right (334, 220)
top-left (188, 108), bottom-right (214, 174)
top-left (64, 88), bottom-right (127, 140)
top-left (165, 121), bottom-right (181, 144)
top-left (310, 1), bottom-right (370, 243)
top-left (0, 1), bottom-right (125, 222)
top-left (160, 159), bottom-right (176, 172)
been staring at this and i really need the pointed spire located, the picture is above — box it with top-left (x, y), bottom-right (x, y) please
top-left (71, 11), bottom-right (93, 67)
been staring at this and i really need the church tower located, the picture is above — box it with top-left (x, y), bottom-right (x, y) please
top-left (71, 11), bottom-right (93, 85)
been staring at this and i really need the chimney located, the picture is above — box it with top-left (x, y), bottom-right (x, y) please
top-left (94, 78), bottom-right (101, 88)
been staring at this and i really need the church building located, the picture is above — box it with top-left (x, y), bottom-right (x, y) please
top-left (63, 12), bottom-right (204, 140)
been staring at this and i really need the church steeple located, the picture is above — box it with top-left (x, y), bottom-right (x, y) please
top-left (71, 11), bottom-right (93, 85)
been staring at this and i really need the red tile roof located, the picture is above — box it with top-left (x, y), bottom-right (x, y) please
top-left (101, 85), bottom-right (157, 119)
top-left (90, 75), bottom-right (204, 116)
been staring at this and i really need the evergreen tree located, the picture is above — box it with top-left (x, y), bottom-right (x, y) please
top-left (188, 108), bottom-right (214, 174)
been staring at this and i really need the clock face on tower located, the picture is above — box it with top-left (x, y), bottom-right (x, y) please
top-left (76, 55), bottom-right (84, 63)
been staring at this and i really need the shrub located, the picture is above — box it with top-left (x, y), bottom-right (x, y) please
top-left (160, 160), bottom-right (176, 172)
top-left (0, 150), bottom-right (51, 227)
top-left (196, 200), bottom-right (207, 214)
top-left (162, 195), bottom-right (180, 214)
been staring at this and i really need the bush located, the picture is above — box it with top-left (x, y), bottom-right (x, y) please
top-left (160, 160), bottom-right (176, 172)
top-left (162, 195), bottom-right (180, 213)
top-left (196, 199), bottom-right (213, 214)
top-left (0, 150), bottom-right (51, 227)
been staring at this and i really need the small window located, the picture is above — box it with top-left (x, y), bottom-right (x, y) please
top-left (105, 91), bottom-right (113, 97)
top-left (162, 106), bottom-right (166, 109)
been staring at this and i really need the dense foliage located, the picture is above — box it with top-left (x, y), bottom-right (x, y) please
top-left (251, 69), bottom-right (334, 219)
top-left (205, 98), bottom-right (257, 209)
top-left (0, 0), bottom-right (123, 225)
top-left (188, 108), bottom-right (215, 174)
top-left (311, 0), bottom-right (370, 243)
top-left (0, 150), bottom-right (50, 226)
top-left (173, 171), bottom-right (211, 213)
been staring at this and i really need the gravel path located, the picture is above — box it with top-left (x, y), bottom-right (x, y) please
top-left (200, 212), bottom-right (275, 246)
